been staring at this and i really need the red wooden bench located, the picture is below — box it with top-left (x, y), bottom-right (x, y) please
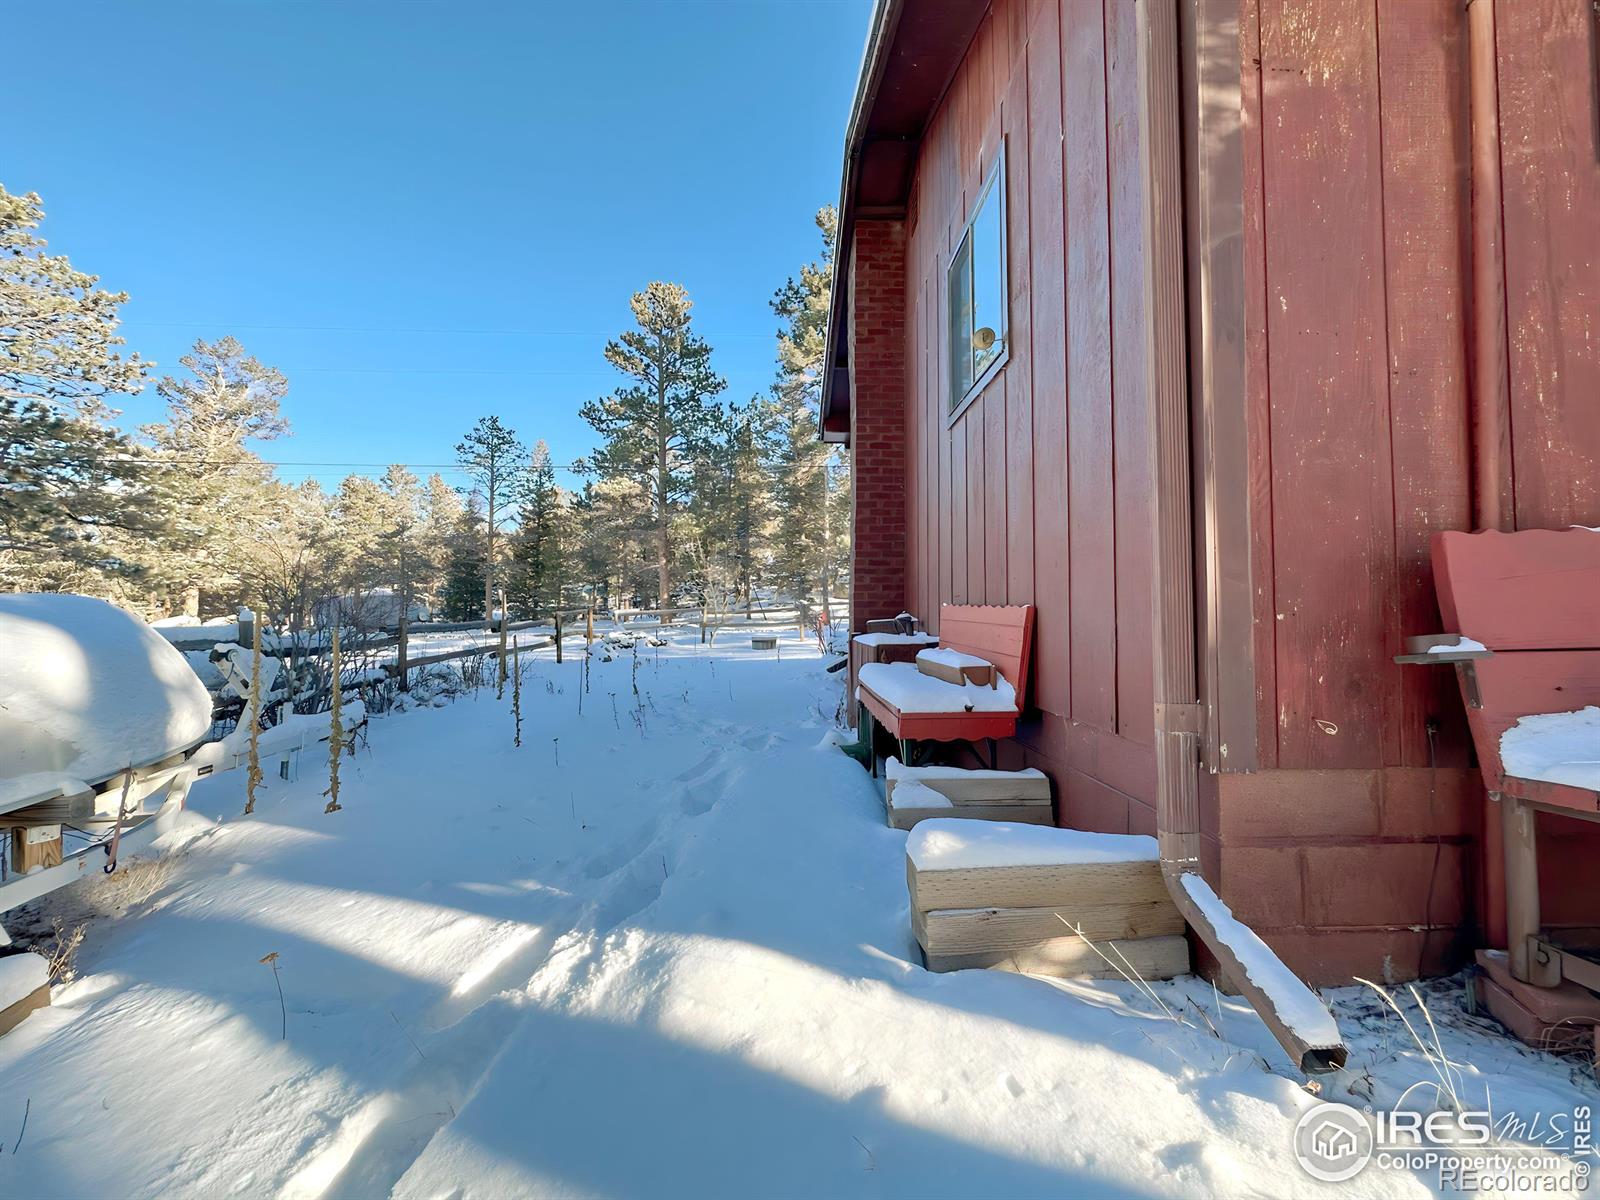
top-left (1426, 528), bottom-right (1600, 992)
top-left (854, 604), bottom-right (1035, 773)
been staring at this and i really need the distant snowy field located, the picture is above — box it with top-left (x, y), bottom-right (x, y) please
top-left (0, 629), bottom-right (1593, 1198)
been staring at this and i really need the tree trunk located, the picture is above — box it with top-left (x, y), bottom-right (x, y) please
top-left (484, 462), bottom-right (497, 629)
top-left (656, 342), bottom-right (671, 609)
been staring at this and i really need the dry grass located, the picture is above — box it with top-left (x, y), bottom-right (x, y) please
top-left (2, 851), bottom-right (186, 982)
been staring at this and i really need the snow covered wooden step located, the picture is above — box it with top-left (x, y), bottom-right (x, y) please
top-left (914, 898), bottom-right (1186, 953)
top-left (885, 757), bottom-right (1051, 805)
top-left (923, 933), bottom-right (1189, 979)
top-left (887, 780), bottom-right (1052, 830)
top-left (905, 820), bottom-right (1165, 912)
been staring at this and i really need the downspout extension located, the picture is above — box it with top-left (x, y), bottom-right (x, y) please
top-left (1140, 0), bottom-right (1347, 1075)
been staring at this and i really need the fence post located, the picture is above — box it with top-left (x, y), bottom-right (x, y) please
top-left (555, 610), bottom-right (564, 664)
top-left (700, 607), bottom-right (707, 644)
top-left (397, 607), bottom-right (409, 692)
top-left (497, 590), bottom-right (509, 696)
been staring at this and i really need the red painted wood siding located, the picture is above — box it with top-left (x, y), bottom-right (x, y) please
top-left (1242, 0), bottom-right (1600, 774)
top-left (901, 0), bottom-right (1157, 830)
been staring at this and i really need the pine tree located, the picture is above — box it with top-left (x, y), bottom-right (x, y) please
top-left (0, 186), bottom-right (156, 588)
top-left (455, 416), bottom-right (525, 626)
top-left (238, 480), bottom-right (335, 640)
top-left (580, 282), bottom-right (725, 608)
top-left (142, 337), bottom-right (290, 614)
top-left (698, 399), bottom-right (779, 613)
top-left (507, 440), bottom-right (565, 617)
top-left (769, 208), bottom-right (848, 619)
top-left (440, 499), bottom-right (488, 620)
top-left (418, 472), bottom-right (464, 603)
top-left (0, 186), bottom-right (148, 416)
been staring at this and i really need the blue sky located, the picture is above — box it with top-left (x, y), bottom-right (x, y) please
top-left (10, 0), bottom-right (869, 491)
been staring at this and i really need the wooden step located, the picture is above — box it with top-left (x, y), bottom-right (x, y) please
top-left (886, 758), bottom-right (1051, 805)
top-left (914, 899), bottom-right (1185, 953)
top-left (886, 779), bottom-right (1050, 830)
top-left (923, 933), bottom-right (1189, 979)
top-left (907, 854), bottom-right (1167, 913)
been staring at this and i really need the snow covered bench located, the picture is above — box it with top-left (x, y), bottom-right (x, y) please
top-left (884, 758), bottom-right (1052, 830)
top-left (1427, 528), bottom-right (1600, 1003)
top-left (855, 604), bottom-right (1034, 772)
top-left (905, 820), bottom-right (1188, 978)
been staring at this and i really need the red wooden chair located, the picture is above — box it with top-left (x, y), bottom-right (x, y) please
top-left (1425, 528), bottom-right (1600, 991)
top-left (854, 604), bottom-right (1036, 773)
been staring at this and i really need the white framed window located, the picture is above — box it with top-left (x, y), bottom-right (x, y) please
top-left (947, 141), bottom-right (1008, 420)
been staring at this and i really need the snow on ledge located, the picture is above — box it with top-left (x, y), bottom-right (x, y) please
top-left (887, 779), bottom-right (953, 809)
top-left (852, 632), bottom-right (940, 648)
top-left (1427, 636), bottom-right (1488, 654)
top-left (907, 820), bottom-right (1157, 872)
top-left (1501, 707), bottom-right (1600, 792)
top-left (916, 646), bottom-right (993, 671)
top-left (886, 757), bottom-right (1047, 784)
top-left (858, 662), bottom-right (1017, 714)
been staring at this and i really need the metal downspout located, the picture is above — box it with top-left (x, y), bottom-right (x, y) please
top-left (1466, 0), bottom-right (1516, 956)
top-left (1140, 0), bottom-right (1347, 1075)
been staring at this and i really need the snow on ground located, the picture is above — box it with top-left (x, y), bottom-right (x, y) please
top-left (1, 630), bottom-right (1595, 1198)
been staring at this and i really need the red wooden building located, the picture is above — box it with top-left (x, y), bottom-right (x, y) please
top-left (823, 0), bottom-right (1600, 984)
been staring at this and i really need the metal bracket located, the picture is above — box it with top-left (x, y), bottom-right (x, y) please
top-left (1155, 701), bottom-right (1206, 737)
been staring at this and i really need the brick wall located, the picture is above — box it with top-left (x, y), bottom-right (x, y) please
top-left (848, 218), bottom-right (908, 631)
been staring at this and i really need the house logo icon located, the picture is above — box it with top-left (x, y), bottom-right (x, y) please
top-left (1293, 1102), bottom-right (1374, 1182)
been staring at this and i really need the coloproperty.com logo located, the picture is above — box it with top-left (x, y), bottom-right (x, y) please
top-left (1294, 1101), bottom-right (1595, 1191)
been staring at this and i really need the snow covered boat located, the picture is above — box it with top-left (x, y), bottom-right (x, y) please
top-left (0, 594), bottom-right (216, 919)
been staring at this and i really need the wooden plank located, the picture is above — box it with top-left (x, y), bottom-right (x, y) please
top-left (1460, 650), bottom-right (1600, 783)
top-left (1260, 0), bottom-right (1396, 769)
top-left (10, 826), bottom-right (63, 874)
top-left (924, 933), bottom-right (1190, 979)
top-left (1375, 0), bottom-right (1473, 767)
top-left (966, 391), bottom-right (986, 604)
top-left (1106, 0), bottom-right (1152, 748)
top-left (1240, 0), bottom-right (1279, 770)
top-left (915, 899), bottom-right (1186, 953)
top-left (1002, 50), bottom-right (1036, 609)
top-left (889, 765), bottom-right (1052, 804)
top-left (890, 803), bottom-right (1054, 832)
top-left (985, 362), bottom-right (1008, 604)
top-left (1063, 0), bottom-right (1117, 732)
top-left (1496, 0), bottom-right (1600, 530)
top-left (908, 854), bottom-right (1167, 912)
top-left (936, 603), bottom-right (1035, 696)
top-left (1433, 529), bottom-right (1600, 651)
top-left (0, 981), bottom-right (50, 1040)
top-left (1026, 0), bottom-right (1069, 721)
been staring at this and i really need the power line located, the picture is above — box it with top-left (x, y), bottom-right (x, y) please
top-left (119, 319), bottom-right (779, 340)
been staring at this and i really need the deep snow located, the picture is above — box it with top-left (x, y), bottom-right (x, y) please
top-left (0, 629), bottom-right (1595, 1198)
top-left (0, 595), bottom-right (213, 794)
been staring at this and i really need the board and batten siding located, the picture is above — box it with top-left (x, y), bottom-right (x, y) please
top-left (1241, 0), bottom-right (1599, 777)
top-left (885, 0), bottom-right (1597, 980)
top-left (903, 0), bottom-right (1158, 835)
top-left (1228, 0), bottom-right (1600, 976)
